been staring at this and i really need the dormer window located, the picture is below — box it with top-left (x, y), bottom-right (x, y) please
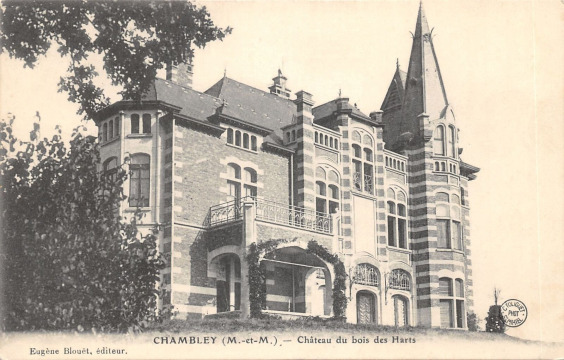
top-left (226, 127), bottom-right (258, 152)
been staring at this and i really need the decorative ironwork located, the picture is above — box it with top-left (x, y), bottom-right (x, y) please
top-left (353, 264), bottom-right (379, 287)
top-left (353, 172), bottom-right (373, 194)
top-left (206, 197), bottom-right (332, 234)
top-left (255, 197), bottom-right (332, 234)
top-left (364, 174), bottom-right (373, 194)
top-left (388, 269), bottom-right (411, 291)
top-left (207, 198), bottom-right (244, 227)
top-left (353, 172), bottom-right (362, 191)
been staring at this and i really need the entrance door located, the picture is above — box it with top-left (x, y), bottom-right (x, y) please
top-left (356, 291), bottom-right (376, 324)
top-left (394, 295), bottom-right (408, 327)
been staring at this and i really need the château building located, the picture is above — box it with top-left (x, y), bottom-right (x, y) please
top-left (94, 4), bottom-right (479, 328)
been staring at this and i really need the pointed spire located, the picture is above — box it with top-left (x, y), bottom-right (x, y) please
top-left (415, 1), bottom-right (431, 37)
top-left (399, 2), bottom-right (449, 137)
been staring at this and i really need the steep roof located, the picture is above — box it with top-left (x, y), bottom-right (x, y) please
top-left (400, 2), bottom-right (449, 136)
top-left (204, 77), bottom-right (297, 139)
top-left (145, 78), bottom-right (222, 122)
top-left (313, 98), bottom-right (371, 122)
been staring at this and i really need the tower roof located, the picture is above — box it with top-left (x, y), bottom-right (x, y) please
top-left (400, 2), bottom-right (449, 137)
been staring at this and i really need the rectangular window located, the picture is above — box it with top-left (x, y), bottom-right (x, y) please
top-left (142, 114), bottom-right (151, 134)
top-left (316, 198), bottom-right (327, 214)
top-left (437, 219), bottom-right (450, 248)
top-left (387, 216), bottom-right (396, 246)
top-left (456, 300), bottom-right (464, 328)
top-left (329, 201), bottom-right (339, 214)
top-left (439, 278), bottom-right (452, 296)
top-left (440, 300), bottom-right (453, 328)
top-left (227, 181), bottom-right (240, 202)
top-left (114, 117), bottom-right (120, 136)
top-left (398, 218), bottom-right (407, 249)
top-left (244, 184), bottom-right (257, 198)
top-left (452, 221), bottom-right (462, 250)
top-left (129, 164), bottom-right (150, 207)
top-left (131, 114), bottom-right (140, 134)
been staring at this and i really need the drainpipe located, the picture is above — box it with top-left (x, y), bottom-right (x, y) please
top-left (289, 153), bottom-right (294, 207)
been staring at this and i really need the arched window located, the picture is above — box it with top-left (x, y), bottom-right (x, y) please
top-left (243, 168), bottom-right (257, 197)
top-left (352, 131), bottom-right (374, 194)
top-left (389, 269), bottom-right (411, 290)
top-left (131, 114), bottom-right (140, 134)
top-left (108, 119), bottom-right (114, 140)
top-left (436, 192), bottom-right (462, 250)
top-left (227, 128), bottom-right (234, 144)
top-left (235, 131), bottom-right (241, 146)
top-left (226, 163), bottom-right (258, 202)
top-left (103, 157), bottom-right (118, 181)
top-left (433, 125), bottom-right (445, 155)
top-left (291, 130), bottom-right (296, 142)
top-left (226, 163), bottom-right (241, 202)
top-left (102, 122), bottom-right (108, 142)
top-left (448, 125), bottom-right (456, 158)
top-left (142, 114), bottom-right (151, 134)
top-left (114, 116), bottom-right (120, 137)
top-left (251, 136), bottom-right (257, 151)
top-left (315, 131), bottom-right (318, 143)
top-left (243, 133), bottom-right (249, 149)
top-left (387, 188), bottom-right (408, 249)
top-left (353, 264), bottom-right (379, 286)
top-left (129, 154), bottom-right (150, 207)
top-left (315, 167), bottom-right (340, 215)
top-left (334, 139), bottom-right (339, 150)
top-left (439, 277), bottom-right (465, 328)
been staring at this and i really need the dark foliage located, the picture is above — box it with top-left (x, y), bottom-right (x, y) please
top-left (467, 312), bottom-right (479, 332)
top-left (0, 118), bottom-right (166, 332)
top-left (0, 1), bottom-right (231, 119)
top-left (485, 305), bottom-right (506, 333)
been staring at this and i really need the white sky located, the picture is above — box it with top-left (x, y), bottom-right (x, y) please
top-left (1, 0), bottom-right (562, 343)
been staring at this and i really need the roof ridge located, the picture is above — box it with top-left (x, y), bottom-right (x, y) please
top-left (156, 77), bottom-right (221, 102)
top-left (221, 76), bottom-right (296, 104)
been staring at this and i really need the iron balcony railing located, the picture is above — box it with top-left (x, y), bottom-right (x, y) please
top-left (206, 196), bottom-right (332, 234)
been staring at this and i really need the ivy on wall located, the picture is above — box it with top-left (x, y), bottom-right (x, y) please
top-left (306, 241), bottom-right (348, 319)
top-left (245, 239), bottom-right (347, 319)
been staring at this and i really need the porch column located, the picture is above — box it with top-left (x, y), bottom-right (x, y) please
top-left (240, 199), bottom-right (256, 318)
top-left (229, 258), bottom-right (236, 311)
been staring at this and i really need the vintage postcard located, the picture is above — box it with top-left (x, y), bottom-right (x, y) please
top-left (0, 0), bottom-right (563, 359)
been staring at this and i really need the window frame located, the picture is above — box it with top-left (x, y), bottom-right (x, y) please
top-left (351, 130), bottom-right (374, 195)
top-left (129, 153), bottom-right (150, 207)
top-left (438, 277), bottom-right (465, 329)
top-left (387, 188), bottom-right (408, 249)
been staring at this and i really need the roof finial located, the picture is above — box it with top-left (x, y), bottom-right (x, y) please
top-left (338, 88), bottom-right (342, 98)
top-left (396, 58), bottom-right (400, 69)
top-left (223, 67), bottom-right (227, 78)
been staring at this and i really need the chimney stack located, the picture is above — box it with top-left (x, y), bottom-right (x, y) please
top-left (166, 61), bottom-right (193, 89)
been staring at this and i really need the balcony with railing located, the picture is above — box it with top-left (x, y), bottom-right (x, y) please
top-left (206, 196), bottom-right (333, 234)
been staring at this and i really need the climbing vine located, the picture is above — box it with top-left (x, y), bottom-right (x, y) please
top-left (306, 241), bottom-right (348, 319)
top-left (245, 239), bottom-right (347, 320)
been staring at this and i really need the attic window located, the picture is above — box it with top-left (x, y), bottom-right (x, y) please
top-left (226, 126), bottom-right (259, 153)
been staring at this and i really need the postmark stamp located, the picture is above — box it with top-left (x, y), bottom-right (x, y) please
top-left (500, 299), bottom-right (528, 327)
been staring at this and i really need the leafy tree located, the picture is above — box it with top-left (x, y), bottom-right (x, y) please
top-left (0, 117), bottom-right (167, 332)
top-left (467, 311), bottom-right (479, 332)
top-left (0, 1), bottom-right (231, 119)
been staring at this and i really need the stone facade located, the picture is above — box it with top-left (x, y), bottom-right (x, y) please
top-left (93, 4), bottom-right (479, 329)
